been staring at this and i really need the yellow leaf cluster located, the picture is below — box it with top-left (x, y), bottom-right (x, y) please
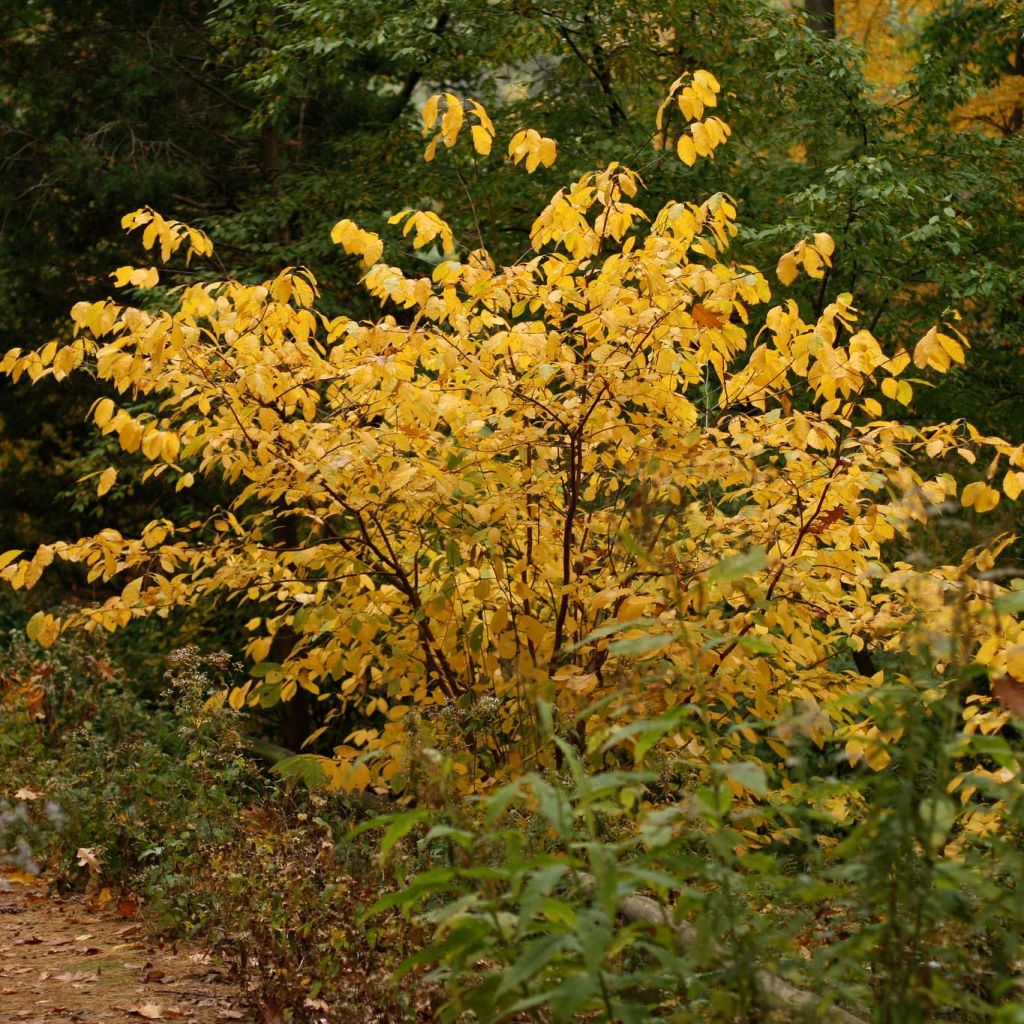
top-left (776, 233), bottom-right (836, 285)
top-left (508, 128), bottom-right (558, 173)
top-left (422, 93), bottom-right (494, 161)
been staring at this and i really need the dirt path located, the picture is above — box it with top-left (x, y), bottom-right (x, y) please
top-left (0, 873), bottom-right (253, 1024)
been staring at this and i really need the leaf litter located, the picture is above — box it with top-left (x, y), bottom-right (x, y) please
top-left (0, 872), bottom-right (252, 1023)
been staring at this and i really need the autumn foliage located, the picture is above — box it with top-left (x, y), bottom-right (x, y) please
top-left (3, 73), bottom-right (1024, 828)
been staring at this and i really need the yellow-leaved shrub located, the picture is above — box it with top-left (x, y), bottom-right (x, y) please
top-left (4, 72), bottom-right (1024, 810)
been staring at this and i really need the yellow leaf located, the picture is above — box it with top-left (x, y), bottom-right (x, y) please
top-left (25, 610), bottom-right (45, 642)
top-left (0, 549), bottom-right (22, 572)
top-left (93, 398), bottom-right (115, 428)
top-left (421, 93), bottom-right (440, 133)
top-left (37, 615), bottom-right (61, 649)
top-left (122, 576), bottom-right (143, 604)
top-left (1004, 471), bottom-right (1023, 501)
top-left (229, 683), bottom-right (250, 710)
top-left (97, 467), bottom-right (117, 497)
top-left (813, 232), bottom-right (835, 258)
top-left (338, 761), bottom-right (371, 791)
top-left (470, 124), bottom-right (492, 156)
top-left (440, 92), bottom-right (463, 148)
top-left (676, 135), bottom-right (697, 166)
top-left (962, 481), bottom-right (1000, 514)
top-left (776, 251), bottom-right (798, 286)
top-left (1006, 646), bottom-right (1024, 680)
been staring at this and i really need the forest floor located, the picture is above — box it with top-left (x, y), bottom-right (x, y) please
top-left (0, 873), bottom-right (253, 1024)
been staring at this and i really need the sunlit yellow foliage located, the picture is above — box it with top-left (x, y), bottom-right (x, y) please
top-left (3, 78), bottom-right (1024, 800)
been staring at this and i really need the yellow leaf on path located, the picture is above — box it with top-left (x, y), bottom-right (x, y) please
top-left (0, 869), bottom-right (40, 886)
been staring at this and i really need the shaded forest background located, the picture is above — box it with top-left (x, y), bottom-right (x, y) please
top-left (2, 0), bottom-right (1022, 562)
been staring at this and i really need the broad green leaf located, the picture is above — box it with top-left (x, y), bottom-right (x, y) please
top-left (706, 546), bottom-right (768, 583)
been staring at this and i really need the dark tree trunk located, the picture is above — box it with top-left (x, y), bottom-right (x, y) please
top-left (805, 0), bottom-right (836, 37)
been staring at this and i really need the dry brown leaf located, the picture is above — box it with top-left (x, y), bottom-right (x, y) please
top-left (14, 787), bottom-right (42, 801)
top-left (53, 970), bottom-right (98, 983)
top-left (691, 302), bottom-right (725, 329)
top-left (76, 848), bottom-right (102, 873)
top-left (118, 897), bottom-right (140, 918)
top-left (130, 1003), bottom-right (165, 1019)
top-left (994, 676), bottom-right (1024, 717)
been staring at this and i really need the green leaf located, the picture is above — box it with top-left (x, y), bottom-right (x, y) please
top-left (995, 589), bottom-right (1024, 614)
top-left (607, 633), bottom-right (672, 657)
top-left (25, 611), bottom-right (43, 642)
top-left (560, 617), bottom-right (660, 655)
top-left (706, 546), bottom-right (768, 583)
top-left (380, 809), bottom-right (433, 859)
top-left (496, 934), bottom-right (573, 996)
top-left (250, 661), bottom-right (283, 678)
top-left (737, 635), bottom-right (776, 655)
top-left (715, 760), bottom-right (768, 796)
top-left (272, 753), bottom-right (328, 788)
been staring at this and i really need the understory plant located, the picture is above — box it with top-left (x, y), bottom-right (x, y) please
top-left (365, 647), bottom-right (1024, 1023)
top-left (0, 630), bottom-right (441, 1022)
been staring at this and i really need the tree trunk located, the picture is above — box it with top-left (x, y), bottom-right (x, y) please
top-left (805, 0), bottom-right (836, 37)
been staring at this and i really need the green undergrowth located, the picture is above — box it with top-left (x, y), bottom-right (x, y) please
top-left (0, 632), bottom-right (441, 1022)
top-left (2, 629), bottom-right (1024, 1022)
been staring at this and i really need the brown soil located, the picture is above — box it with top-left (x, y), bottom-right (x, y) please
top-left (0, 873), bottom-right (253, 1024)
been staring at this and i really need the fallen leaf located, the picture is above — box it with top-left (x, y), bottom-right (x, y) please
top-left (130, 1003), bottom-right (165, 1019)
top-left (118, 897), bottom-right (140, 918)
top-left (76, 848), bottom-right (102, 873)
top-left (1, 871), bottom-right (40, 887)
top-left (54, 970), bottom-right (98, 983)
top-left (14, 787), bottom-right (42, 801)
